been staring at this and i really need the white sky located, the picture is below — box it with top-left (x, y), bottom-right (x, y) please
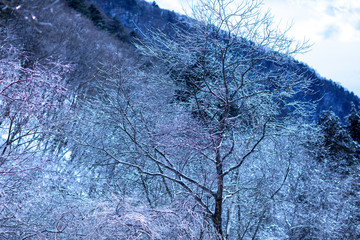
top-left (151, 0), bottom-right (360, 97)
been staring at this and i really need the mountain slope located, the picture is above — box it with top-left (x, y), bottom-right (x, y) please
top-left (0, 1), bottom-right (359, 239)
top-left (87, 0), bottom-right (359, 120)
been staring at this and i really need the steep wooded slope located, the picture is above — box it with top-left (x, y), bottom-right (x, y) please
top-left (88, 0), bottom-right (359, 120)
top-left (0, 1), bottom-right (359, 239)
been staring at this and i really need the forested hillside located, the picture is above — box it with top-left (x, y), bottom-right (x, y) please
top-left (87, 0), bottom-right (359, 120)
top-left (0, 0), bottom-right (359, 239)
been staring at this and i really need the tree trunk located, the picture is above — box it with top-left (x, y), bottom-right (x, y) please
top-left (213, 145), bottom-right (224, 239)
top-left (213, 194), bottom-right (223, 239)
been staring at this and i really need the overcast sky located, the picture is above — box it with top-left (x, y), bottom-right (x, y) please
top-left (151, 0), bottom-right (360, 97)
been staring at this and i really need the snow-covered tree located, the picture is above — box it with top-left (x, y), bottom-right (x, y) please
top-left (78, 0), bottom-right (313, 238)
top-left (317, 107), bottom-right (358, 169)
top-left (0, 34), bottom-right (69, 238)
top-left (346, 102), bottom-right (360, 143)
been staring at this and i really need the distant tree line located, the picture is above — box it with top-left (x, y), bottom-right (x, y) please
top-left (66, 0), bottom-right (133, 41)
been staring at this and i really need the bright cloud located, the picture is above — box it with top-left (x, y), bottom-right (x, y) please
top-left (262, 0), bottom-right (360, 96)
top-left (154, 0), bottom-right (189, 14)
top-left (265, 0), bottom-right (360, 42)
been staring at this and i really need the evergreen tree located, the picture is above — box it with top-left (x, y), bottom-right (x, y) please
top-left (88, 4), bottom-right (105, 29)
top-left (319, 108), bottom-right (347, 148)
top-left (346, 102), bottom-right (360, 143)
top-left (66, 0), bottom-right (90, 17)
top-left (318, 108), bottom-right (358, 169)
top-left (152, 1), bottom-right (159, 8)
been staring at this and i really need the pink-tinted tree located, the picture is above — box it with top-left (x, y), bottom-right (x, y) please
top-left (0, 40), bottom-right (69, 238)
top-left (0, 44), bottom-right (68, 156)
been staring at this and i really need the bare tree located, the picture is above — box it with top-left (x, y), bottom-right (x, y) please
top-left (2, 1), bottom-right (358, 239)
top-left (78, 0), bottom-right (313, 238)
top-left (0, 34), bottom-right (69, 238)
top-left (0, 42), bottom-right (68, 156)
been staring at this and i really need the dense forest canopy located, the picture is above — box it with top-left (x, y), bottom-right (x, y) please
top-left (0, 0), bottom-right (359, 239)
